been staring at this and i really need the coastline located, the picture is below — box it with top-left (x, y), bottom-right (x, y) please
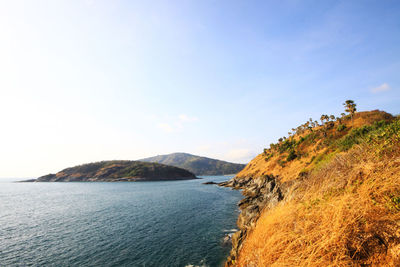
top-left (218, 175), bottom-right (291, 266)
top-left (19, 176), bottom-right (199, 183)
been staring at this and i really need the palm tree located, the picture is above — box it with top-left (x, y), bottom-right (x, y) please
top-left (343, 100), bottom-right (357, 126)
top-left (305, 121), bottom-right (312, 132)
top-left (320, 115), bottom-right (325, 125)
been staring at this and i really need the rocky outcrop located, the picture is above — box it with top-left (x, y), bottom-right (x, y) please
top-left (202, 181), bottom-right (218, 185)
top-left (219, 175), bottom-right (289, 266)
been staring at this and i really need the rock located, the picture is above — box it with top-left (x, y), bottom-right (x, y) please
top-left (219, 175), bottom-right (286, 266)
top-left (18, 179), bottom-right (36, 182)
top-left (202, 181), bottom-right (218, 185)
top-left (222, 233), bottom-right (233, 246)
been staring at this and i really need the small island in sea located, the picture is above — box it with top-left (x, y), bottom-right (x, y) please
top-left (30, 161), bottom-right (197, 182)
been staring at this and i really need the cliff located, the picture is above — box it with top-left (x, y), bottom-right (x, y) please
top-left (140, 152), bottom-right (246, 175)
top-left (223, 109), bottom-right (400, 266)
top-left (35, 161), bottom-right (197, 182)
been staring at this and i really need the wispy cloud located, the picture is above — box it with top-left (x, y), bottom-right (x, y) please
top-left (157, 123), bottom-right (174, 133)
top-left (194, 139), bottom-right (256, 163)
top-left (178, 114), bottom-right (198, 123)
top-left (157, 114), bottom-right (198, 133)
top-left (225, 149), bottom-right (256, 163)
top-left (371, 83), bottom-right (391, 93)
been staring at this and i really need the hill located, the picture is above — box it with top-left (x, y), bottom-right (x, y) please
top-left (34, 161), bottom-right (197, 182)
top-left (221, 108), bottom-right (400, 266)
top-left (139, 152), bottom-right (246, 176)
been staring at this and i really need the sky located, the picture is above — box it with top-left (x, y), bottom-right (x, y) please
top-left (0, 0), bottom-right (399, 177)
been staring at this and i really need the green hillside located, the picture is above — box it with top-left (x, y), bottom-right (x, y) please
top-left (140, 153), bottom-right (246, 176)
top-left (35, 160), bottom-right (196, 182)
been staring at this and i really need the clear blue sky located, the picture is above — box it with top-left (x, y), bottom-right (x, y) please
top-left (0, 0), bottom-right (399, 177)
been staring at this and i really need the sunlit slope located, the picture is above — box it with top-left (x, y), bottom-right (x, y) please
top-left (236, 110), bottom-right (394, 182)
top-left (229, 110), bottom-right (400, 266)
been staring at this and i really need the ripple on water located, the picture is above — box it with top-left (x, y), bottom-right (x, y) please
top-left (0, 176), bottom-right (242, 266)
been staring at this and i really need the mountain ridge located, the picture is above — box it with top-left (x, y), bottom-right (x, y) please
top-left (139, 152), bottom-right (246, 175)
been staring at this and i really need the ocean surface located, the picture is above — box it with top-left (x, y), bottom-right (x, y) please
top-left (0, 176), bottom-right (242, 267)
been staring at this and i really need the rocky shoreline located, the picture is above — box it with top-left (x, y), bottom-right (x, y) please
top-left (218, 175), bottom-right (293, 266)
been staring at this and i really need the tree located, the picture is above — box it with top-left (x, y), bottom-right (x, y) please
top-left (320, 115), bottom-right (326, 125)
top-left (343, 100), bottom-right (357, 126)
top-left (329, 115), bottom-right (335, 121)
top-left (320, 114), bottom-right (329, 124)
top-left (305, 121), bottom-right (312, 131)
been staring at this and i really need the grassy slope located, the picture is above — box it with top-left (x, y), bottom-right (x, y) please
top-left (233, 110), bottom-right (400, 266)
top-left (236, 110), bottom-right (394, 182)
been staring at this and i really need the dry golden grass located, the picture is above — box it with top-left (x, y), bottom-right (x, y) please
top-left (236, 144), bottom-right (400, 266)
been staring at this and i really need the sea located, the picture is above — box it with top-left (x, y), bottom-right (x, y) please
top-left (0, 175), bottom-right (242, 267)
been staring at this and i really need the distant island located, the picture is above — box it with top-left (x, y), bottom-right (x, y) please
top-left (139, 152), bottom-right (246, 176)
top-left (31, 161), bottom-right (197, 182)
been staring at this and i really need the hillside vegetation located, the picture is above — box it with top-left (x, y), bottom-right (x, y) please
top-left (226, 105), bottom-right (400, 266)
top-left (36, 161), bottom-right (196, 182)
top-left (140, 152), bottom-right (246, 175)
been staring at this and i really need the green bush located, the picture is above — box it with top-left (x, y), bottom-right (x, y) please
top-left (336, 120), bottom-right (394, 151)
top-left (278, 139), bottom-right (296, 153)
top-left (337, 124), bottom-right (346, 132)
top-left (286, 150), bottom-right (297, 161)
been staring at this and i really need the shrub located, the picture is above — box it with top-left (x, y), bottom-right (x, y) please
top-left (277, 159), bottom-right (286, 167)
top-left (325, 121), bottom-right (335, 130)
top-left (298, 136), bottom-right (305, 143)
top-left (278, 139), bottom-right (296, 153)
top-left (336, 125), bottom-right (374, 151)
top-left (286, 150), bottom-right (297, 161)
top-left (337, 124), bottom-right (346, 132)
top-left (336, 120), bottom-right (393, 151)
top-left (264, 152), bottom-right (274, 161)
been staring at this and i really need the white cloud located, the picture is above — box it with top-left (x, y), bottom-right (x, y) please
top-left (178, 114), bottom-right (198, 122)
top-left (193, 139), bottom-right (257, 163)
top-left (157, 114), bottom-right (198, 133)
top-left (371, 83), bottom-right (391, 93)
top-left (225, 149), bottom-right (256, 163)
top-left (157, 123), bottom-right (174, 133)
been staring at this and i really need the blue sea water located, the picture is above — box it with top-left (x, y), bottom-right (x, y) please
top-left (0, 176), bottom-right (242, 267)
